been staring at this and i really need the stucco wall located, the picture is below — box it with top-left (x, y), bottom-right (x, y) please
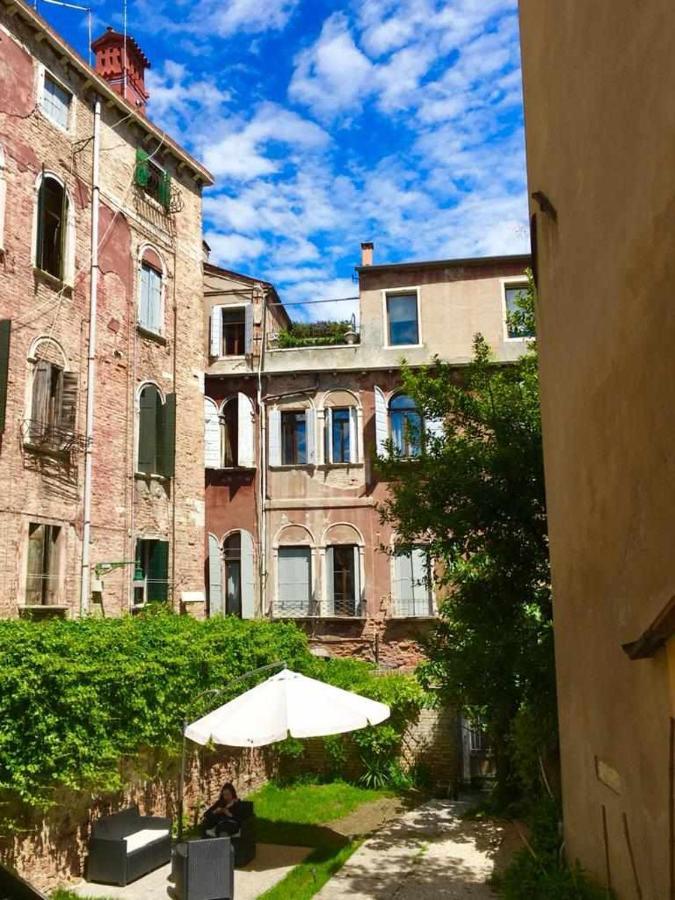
top-left (519, 2), bottom-right (675, 897)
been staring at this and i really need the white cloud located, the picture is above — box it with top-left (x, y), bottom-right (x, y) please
top-left (205, 232), bottom-right (266, 264)
top-left (133, 0), bottom-right (299, 39)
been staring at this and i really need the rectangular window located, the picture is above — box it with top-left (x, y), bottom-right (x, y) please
top-left (41, 73), bottom-right (72, 130)
top-left (392, 546), bottom-right (433, 617)
top-left (25, 523), bottom-right (62, 605)
top-left (222, 308), bottom-right (246, 356)
top-left (329, 408), bottom-right (351, 463)
top-left (134, 539), bottom-right (170, 605)
top-left (281, 411), bottom-right (307, 465)
top-left (386, 293), bottom-right (419, 346)
top-left (139, 263), bottom-right (162, 333)
top-left (504, 283), bottom-right (534, 339)
top-left (277, 546), bottom-right (312, 616)
top-left (28, 361), bottom-right (77, 449)
top-left (328, 545), bottom-right (359, 616)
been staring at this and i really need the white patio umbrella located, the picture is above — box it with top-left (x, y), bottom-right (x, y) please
top-left (184, 667), bottom-right (390, 748)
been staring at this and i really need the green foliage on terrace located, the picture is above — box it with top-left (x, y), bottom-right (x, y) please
top-left (276, 320), bottom-right (355, 348)
top-left (0, 612), bottom-right (425, 810)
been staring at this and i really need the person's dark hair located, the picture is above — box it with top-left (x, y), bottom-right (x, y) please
top-left (220, 782), bottom-right (237, 800)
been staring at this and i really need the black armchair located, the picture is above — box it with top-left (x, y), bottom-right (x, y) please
top-left (172, 838), bottom-right (234, 900)
top-left (230, 800), bottom-right (256, 868)
top-left (87, 805), bottom-right (172, 886)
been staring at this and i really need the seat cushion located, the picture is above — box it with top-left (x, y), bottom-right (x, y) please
top-left (124, 828), bottom-right (170, 854)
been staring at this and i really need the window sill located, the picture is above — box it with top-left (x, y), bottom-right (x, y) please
top-left (33, 267), bottom-right (73, 294)
top-left (207, 465), bottom-right (256, 472)
top-left (136, 325), bottom-right (167, 345)
top-left (210, 354), bottom-right (247, 361)
top-left (134, 471), bottom-right (171, 483)
top-left (316, 462), bottom-right (364, 470)
top-left (270, 464), bottom-right (316, 471)
top-left (382, 343), bottom-right (423, 351)
top-left (23, 440), bottom-right (70, 460)
top-left (387, 614), bottom-right (437, 621)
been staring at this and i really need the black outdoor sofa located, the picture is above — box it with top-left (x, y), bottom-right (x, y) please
top-left (172, 837), bottom-right (234, 900)
top-left (87, 805), bottom-right (172, 886)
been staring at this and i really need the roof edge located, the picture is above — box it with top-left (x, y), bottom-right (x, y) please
top-left (357, 253), bottom-right (531, 275)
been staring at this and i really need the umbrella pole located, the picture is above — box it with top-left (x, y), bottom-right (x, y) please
top-left (178, 718), bottom-right (187, 842)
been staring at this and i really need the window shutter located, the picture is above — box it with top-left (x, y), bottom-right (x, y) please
top-left (138, 387), bottom-right (158, 474)
top-left (425, 416), bottom-right (444, 444)
top-left (36, 177), bottom-right (46, 270)
top-left (30, 360), bottom-right (50, 443)
top-left (135, 148), bottom-right (150, 188)
top-left (158, 172), bottom-right (172, 211)
top-left (59, 371), bottom-right (78, 436)
top-left (278, 547), bottom-right (311, 615)
top-left (210, 306), bottom-right (224, 358)
top-left (238, 392), bottom-right (255, 468)
top-left (411, 546), bottom-right (431, 615)
top-left (349, 407), bottom-right (359, 463)
top-left (150, 269), bottom-right (162, 333)
top-left (148, 540), bottom-right (169, 602)
top-left (244, 304), bottom-right (254, 356)
top-left (59, 190), bottom-right (68, 282)
top-left (306, 409), bottom-right (316, 464)
top-left (392, 551), bottom-right (411, 615)
top-left (159, 393), bottom-right (176, 478)
top-left (374, 387), bottom-right (388, 456)
top-left (325, 408), bottom-right (333, 464)
top-left (0, 148), bottom-right (6, 254)
top-left (208, 534), bottom-right (224, 616)
top-left (324, 547), bottom-right (335, 615)
top-left (353, 545), bottom-right (361, 614)
top-left (268, 408), bottom-right (281, 466)
top-left (240, 530), bottom-right (255, 619)
top-left (0, 319), bottom-right (10, 433)
top-left (204, 398), bottom-right (220, 468)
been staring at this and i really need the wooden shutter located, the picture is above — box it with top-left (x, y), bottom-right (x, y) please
top-left (59, 371), bottom-right (78, 436)
top-left (349, 407), bottom-right (359, 463)
top-left (30, 360), bottom-right (50, 443)
top-left (240, 530), bottom-right (255, 619)
top-left (135, 148), bottom-right (150, 187)
top-left (35, 176), bottom-right (46, 270)
top-left (139, 264), bottom-right (150, 328)
top-left (149, 267), bottom-right (162, 332)
top-left (353, 545), bottom-right (361, 613)
top-left (305, 409), bottom-right (316, 464)
top-left (0, 320), bottom-right (10, 432)
top-left (268, 408), bottom-right (281, 466)
top-left (159, 393), bottom-right (176, 478)
top-left (374, 387), bottom-right (388, 456)
top-left (411, 546), bottom-right (431, 615)
top-left (244, 304), bottom-right (254, 356)
top-left (278, 547), bottom-right (311, 615)
top-left (204, 398), bottom-right (220, 468)
top-left (325, 546), bottom-right (334, 615)
top-left (208, 534), bottom-right (224, 616)
top-left (237, 393), bottom-right (255, 468)
top-left (148, 540), bottom-right (169, 602)
top-left (210, 306), bottom-right (223, 358)
top-left (392, 550), bottom-right (411, 616)
top-left (138, 386), bottom-right (158, 474)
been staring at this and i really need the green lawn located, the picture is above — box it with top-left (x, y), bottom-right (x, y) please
top-left (250, 779), bottom-right (394, 900)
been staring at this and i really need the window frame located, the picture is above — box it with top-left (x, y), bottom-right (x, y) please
top-left (137, 246), bottom-right (165, 337)
top-left (24, 520), bottom-right (64, 607)
top-left (210, 303), bottom-right (253, 360)
top-left (389, 392), bottom-right (423, 458)
top-left (382, 287), bottom-right (422, 349)
top-left (326, 543), bottom-right (361, 617)
top-left (38, 66), bottom-right (74, 134)
top-left (281, 409), bottom-right (308, 466)
top-left (136, 382), bottom-right (175, 478)
top-left (391, 543), bottom-right (435, 618)
top-left (133, 538), bottom-right (170, 606)
top-left (501, 278), bottom-right (534, 343)
top-left (276, 545), bottom-right (313, 617)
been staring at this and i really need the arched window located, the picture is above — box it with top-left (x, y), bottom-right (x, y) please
top-left (204, 393), bottom-right (255, 469)
top-left (391, 543), bottom-right (433, 617)
top-left (137, 384), bottom-right (175, 477)
top-left (323, 390), bottom-right (360, 464)
top-left (138, 247), bottom-right (164, 334)
top-left (26, 338), bottom-right (77, 451)
top-left (389, 393), bottom-right (421, 457)
top-left (36, 174), bottom-right (69, 280)
top-left (275, 524), bottom-right (314, 617)
top-left (208, 530), bottom-right (255, 618)
top-left (324, 523), bottom-right (364, 617)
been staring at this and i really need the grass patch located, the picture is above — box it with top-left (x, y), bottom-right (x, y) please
top-left (250, 779), bottom-right (394, 899)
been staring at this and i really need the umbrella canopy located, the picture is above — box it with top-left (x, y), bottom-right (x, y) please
top-left (184, 668), bottom-right (390, 748)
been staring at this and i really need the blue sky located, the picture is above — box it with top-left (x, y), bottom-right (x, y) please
top-left (41, 0), bottom-right (528, 320)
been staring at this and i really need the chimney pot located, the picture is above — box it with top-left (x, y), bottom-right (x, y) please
top-left (361, 241), bottom-right (374, 267)
top-left (91, 27), bottom-right (151, 113)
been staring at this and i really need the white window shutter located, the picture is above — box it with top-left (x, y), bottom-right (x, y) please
top-left (353, 545), bottom-right (361, 613)
top-left (208, 534), bottom-right (224, 616)
top-left (268, 407), bottom-right (281, 466)
top-left (306, 409), bottom-right (316, 464)
top-left (325, 546), bottom-right (334, 615)
top-left (325, 408), bottom-right (333, 464)
top-left (374, 387), bottom-right (388, 456)
top-left (392, 551), bottom-right (411, 615)
top-left (210, 306), bottom-right (223, 358)
top-left (204, 398), bottom-right (220, 468)
top-left (238, 392), bottom-right (255, 468)
top-left (240, 530), bottom-right (256, 619)
top-left (349, 407), bottom-right (359, 463)
top-left (244, 304), bottom-right (254, 355)
top-left (425, 416), bottom-right (444, 442)
top-left (412, 546), bottom-right (431, 614)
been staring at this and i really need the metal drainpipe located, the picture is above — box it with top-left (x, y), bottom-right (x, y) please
top-left (80, 95), bottom-right (101, 616)
top-left (257, 287), bottom-right (269, 617)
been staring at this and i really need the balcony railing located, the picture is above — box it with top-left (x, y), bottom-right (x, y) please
top-left (22, 420), bottom-right (89, 455)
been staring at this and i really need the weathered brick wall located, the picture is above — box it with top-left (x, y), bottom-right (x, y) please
top-left (0, 10), bottom-right (206, 617)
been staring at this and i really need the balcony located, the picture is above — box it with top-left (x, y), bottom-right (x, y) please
top-left (22, 419), bottom-right (89, 457)
top-left (267, 319), bottom-right (360, 351)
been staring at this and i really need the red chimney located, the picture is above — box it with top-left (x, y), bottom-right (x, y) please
top-left (91, 27), bottom-right (150, 113)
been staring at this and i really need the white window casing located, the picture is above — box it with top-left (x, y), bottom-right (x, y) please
top-left (244, 304), bottom-right (254, 355)
top-left (349, 407), bottom-right (359, 463)
top-left (353, 544), bottom-right (362, 611)
top-left (325, 408), bottom-right (332, 464)
top-left (204, 397), bottom-right (220, 468)
top-left (210, 305), bottom-right (224, 358)
top-left (325, 545), bottom-right (334, 614)
top-left (208, 534), bottom-right (224, 616)
top-left (392, 545), bottom-right (433, 616)
top-left (39, 68), bottom-right (73, 132)
top-left (278, 546), bottom-right (312, 615)
top-left (139, 263), bottom-right (162, 333)
top-left (240, 530), bottom-right (255, 619)
top-left (268, 407), bottom-right (281, 466)
top-left (374, 386), bottom-right (388, 456)
top-left (237, 392), bottom-right (255, 468)
top-left (305, 408), bottom-right (316, 464)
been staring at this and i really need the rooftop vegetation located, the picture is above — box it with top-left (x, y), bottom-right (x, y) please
top-left (275, 320), bottom-right (358, 349)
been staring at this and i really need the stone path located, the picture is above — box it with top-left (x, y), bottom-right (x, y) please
top-left (71, 842), bottom-right (312, 900)
top-left (316, 800), bottom-right (506, 899)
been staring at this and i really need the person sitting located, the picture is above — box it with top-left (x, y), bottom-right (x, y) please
top-left (201, 783), bottom-right (245, 838)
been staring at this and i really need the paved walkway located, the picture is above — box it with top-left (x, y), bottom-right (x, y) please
top-left (71, 843), bottom-right (312, 900)
top-left (316, 800), bottom-right (505, 899)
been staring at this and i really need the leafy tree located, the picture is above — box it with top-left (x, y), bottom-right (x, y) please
top-left (377, 274), bottom-right (557, 804)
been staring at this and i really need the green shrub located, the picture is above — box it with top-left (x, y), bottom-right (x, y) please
top-left (276, 320), bottom-right (354, 348)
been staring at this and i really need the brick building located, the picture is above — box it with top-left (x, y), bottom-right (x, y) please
top-left (204, 245), bottom-right (531, 668)
top-left (0, 0), bottom-right (213, 617)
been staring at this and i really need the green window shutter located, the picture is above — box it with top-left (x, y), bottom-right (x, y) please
top-left (148, 540), bottom-right (169, 602)
top-left (138, 386), bottom-right (158, 473)
top-left (158, 172), bottom-right (172, 210)
top-left (36, 177), bottom-right (46, 270)
top-left (135, 148), bottom-right (150, 188)
top-left (159, 393), bottom-right (176, 478)
top-left (0, 320), bottom-right (10, 433)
